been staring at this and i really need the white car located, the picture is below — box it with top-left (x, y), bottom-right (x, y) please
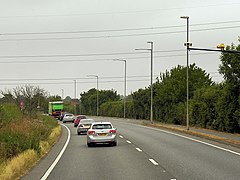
top-left (62, 113), bottom-right (75, 123)
top-left (77, 119), bottom-right (95, 135)
top-left (87, 122), bottom-right (117, 147)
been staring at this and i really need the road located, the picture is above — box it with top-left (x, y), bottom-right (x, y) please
top-left (22, 117), bottom-right (240, 180)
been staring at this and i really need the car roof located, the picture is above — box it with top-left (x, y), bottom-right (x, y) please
top-left (92, 121), bottom-right (112, 125)
top-left (65, 113), bottom-right (73, 116)
top-left (81, 119), bottom-right (94, 121)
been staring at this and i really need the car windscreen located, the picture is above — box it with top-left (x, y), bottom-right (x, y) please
top-left (92, 124), bottom-right (112, 129)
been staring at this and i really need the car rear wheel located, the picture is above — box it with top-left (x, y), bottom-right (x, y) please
top-left (112, 142), bottom-right (117, 146)
top-left (87, 143), bottom-right (94, 147)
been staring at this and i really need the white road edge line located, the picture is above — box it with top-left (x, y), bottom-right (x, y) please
top-left (136, 147), bottom-right (142, 152)
top-left (126, 140), bottom-right (132, 144)
top-left (132, 123), bottom-right (240, 157)
top-left (40, 124), bottom-right (71, 180)
top-left (149, 159), bottom-right (159, 166)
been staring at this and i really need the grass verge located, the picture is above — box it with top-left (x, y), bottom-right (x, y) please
top-left (0, 125), bottom-right (61, 180)
top-left (143, 122), bottom-right (240, 148)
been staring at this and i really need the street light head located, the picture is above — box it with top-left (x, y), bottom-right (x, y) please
top-left (217, 43), bottom-right (225, 50)
top-left (184, 42), bottom-right (192, 47)
top-left (87, 75), bottom-right (98, 78)
top-left (147, 41), bottom-right (153, 44)
top-left (113, 59), bottom-right (126, 62)
top-left (135, 48), bottom-right (151, 51)
top-left (180, 16), bottom-right (189, 19)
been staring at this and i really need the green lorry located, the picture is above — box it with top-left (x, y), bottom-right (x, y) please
top-left (48, 101), bottom-right (63, 119)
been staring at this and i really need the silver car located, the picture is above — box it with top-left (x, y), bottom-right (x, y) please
top-left (87, 122), bottom-right (117, 147)
top-left (62, 113), bottom-right (75, 123)
top-left (77, 119), bottom-right (95, 135)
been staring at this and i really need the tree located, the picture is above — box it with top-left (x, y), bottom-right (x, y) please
top-left (80, 88), bottom-right (120, 115)
top-left (1, 85), bottom-right (49, 115)
top-left (218, 43), bottom-right (240, 133)
top-left (154, 64), bottom-right (213, 124)
top-left (0, 90), bottom-right (15, 103)
top-left (132, 88), bottom-right (150, 119)
top-left (190, 84), bottom-right (223, 129)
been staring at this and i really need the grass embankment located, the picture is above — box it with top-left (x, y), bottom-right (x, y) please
top-left (0, 103), bottom-right (61, 180)
top-left (143, 122), bottom-right (240, 148)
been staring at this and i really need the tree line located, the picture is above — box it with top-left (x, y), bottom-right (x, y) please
top-left (80, 42), bottom-right (240, 133)
top-left (1, 42), bottom-right (239, 133)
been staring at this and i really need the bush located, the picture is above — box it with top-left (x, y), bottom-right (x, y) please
top-left (0, 103), bottom-right (23, 128)
top-left (0, 114), bottom-right (58, 160)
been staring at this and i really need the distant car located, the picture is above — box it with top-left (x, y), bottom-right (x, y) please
top-left (87, 122), bottom-right (117, 147)
top-left (77, 119), bottom-right (95, 135)
top-left (60, 112), bottom-right (68, 121)
top-left (62, 113), bottom-right (75, 123)
top-left (74, 115), bottom-right (87, 127)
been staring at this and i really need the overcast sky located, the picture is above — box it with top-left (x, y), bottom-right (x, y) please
top-left (0, 0), bottom-right (239, 99)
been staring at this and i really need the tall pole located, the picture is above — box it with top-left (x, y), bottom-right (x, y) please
top-left (181, 16), bottom-right (190, 130)
top-left (74, 80), bottom-right (77, 99)
top-left (135, 42), bottom-right (154, 124)
top-left (148, 42), bottom-right (153, 124)
top-left (113, 59), bottom-right (127, 118)
top-left (124, 60), bottom-right (126, 118)
top-left (61, 89), bottom-right (64, 100)
top-left (96, 76), bottom-right (99, 116)
top-left (87, 75), bottom-right (99, 116)
top-left (74, 80), bottom-right (77, 115)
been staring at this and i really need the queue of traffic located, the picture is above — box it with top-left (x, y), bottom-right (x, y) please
top-left (57, 112), bottom-right (118, 147)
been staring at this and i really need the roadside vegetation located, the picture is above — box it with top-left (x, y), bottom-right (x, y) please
top-left (80, 41), bottom-right (240, 133)
top-left (0, 101), bottom-right (60, 179)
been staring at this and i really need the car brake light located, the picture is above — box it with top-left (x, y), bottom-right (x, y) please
top-left (88, 130), bottom-right (95, 135)
top-left (109, 130), bottom-right (116, 134)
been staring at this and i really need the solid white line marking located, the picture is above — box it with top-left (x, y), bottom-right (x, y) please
top-left (40, 124), bottom-right (71, 180)
top-left (136, 147), bottom-right (142, 152)
top-left (119, 135), bottom-right (123, 138)
top-left (126, 140), bottom-right (132, 144)
top-left (132, 123), bottom-right (240, 157)
top-left (149, 159), bottom-right (159, 166)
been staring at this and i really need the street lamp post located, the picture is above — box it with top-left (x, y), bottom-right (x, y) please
top-left (61, 89), bottom-right (64, 100)
top-left (135, 41), bottom-right (154, 123)
top-left (74, 80), bottom-right (77, 99)
top-left (113, 59), bottom-right (127, 118)
top-left (180, 16), bottom-right (191, 130)
top-left (87, 75), bottom-right (99, 116)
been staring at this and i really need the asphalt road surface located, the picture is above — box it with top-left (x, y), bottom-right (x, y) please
top-left (22, 117), bottom-right (240, 180)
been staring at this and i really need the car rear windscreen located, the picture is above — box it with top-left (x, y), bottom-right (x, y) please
top-left (92, 124), bottom-right (112, 129)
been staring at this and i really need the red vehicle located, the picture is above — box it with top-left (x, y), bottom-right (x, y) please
top-left (74, 115), bottom-right (87, 127)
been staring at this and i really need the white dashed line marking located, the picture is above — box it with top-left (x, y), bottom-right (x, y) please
top-left (149, 159), bottom-right (159, 166)
top-left (136, 147), bottom-right (142, 152)
top-left (126, 140), bottom-right (132, 144)
top-left (119, 135), bottom-right (123, 138)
